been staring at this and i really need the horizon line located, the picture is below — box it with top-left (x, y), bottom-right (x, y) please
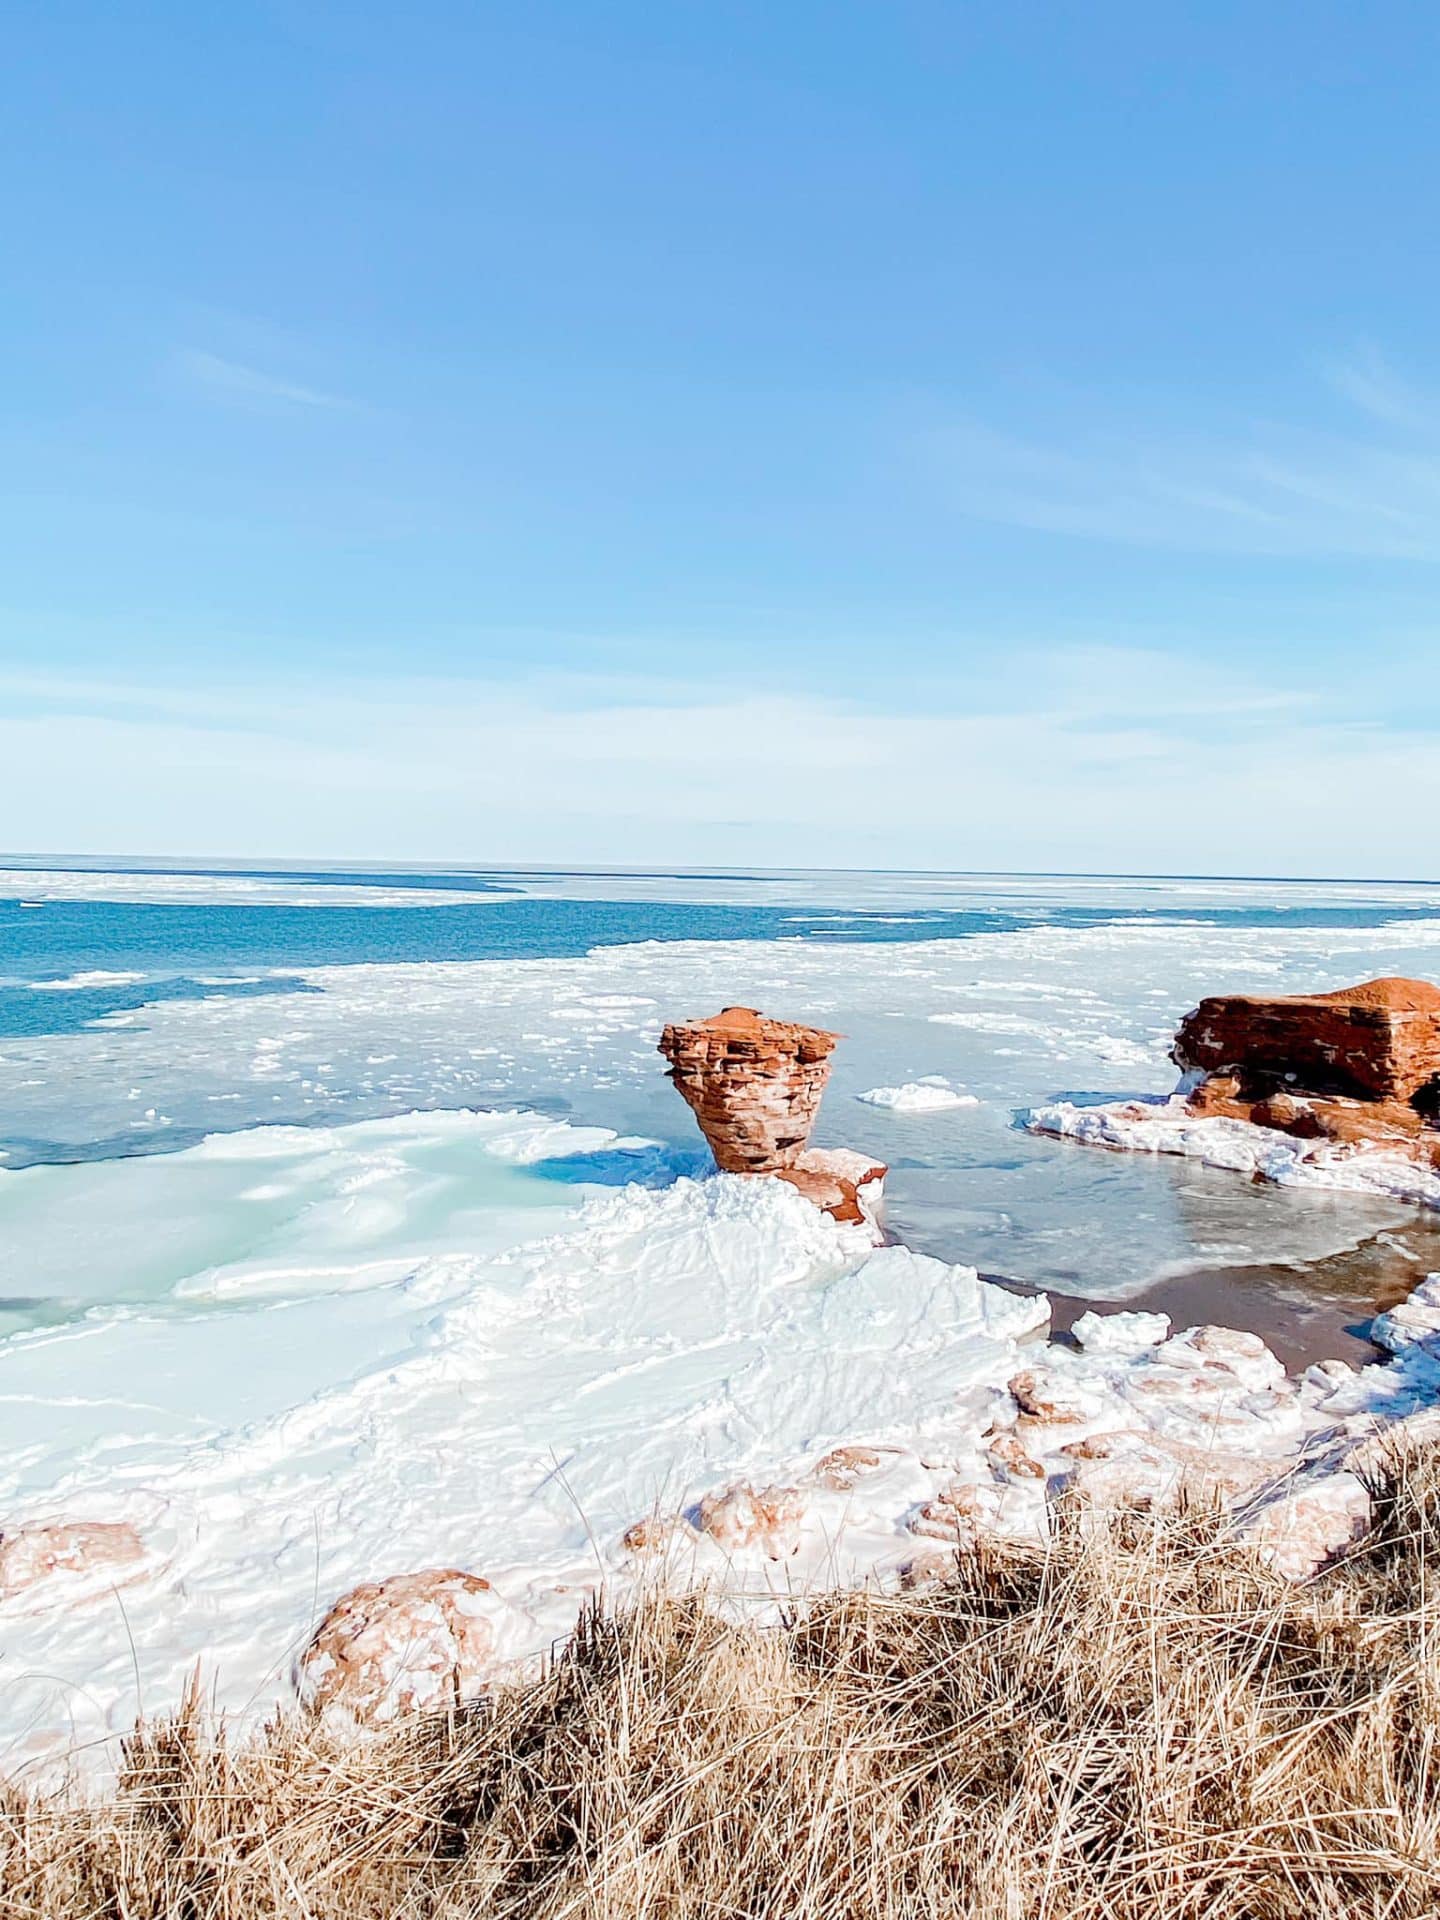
top-left (2, 853), bottom-right (1439, 890)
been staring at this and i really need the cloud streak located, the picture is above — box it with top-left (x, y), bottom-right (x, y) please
top-left (1318, 347), bottom-right (1440, 433)
top-left (175, 350), bottom-right (350, 411)
top-left (926, 358), bottom-right (1440, 559)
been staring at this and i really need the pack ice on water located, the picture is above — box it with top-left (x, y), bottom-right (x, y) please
top-left (0, 1105), bottom-right (1046, 1760)
top-left (4, 866), bottom-right (1440, 1761)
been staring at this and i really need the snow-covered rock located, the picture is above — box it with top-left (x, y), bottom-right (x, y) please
top-left (297, 1568), bottom-right (512, 1721)
top-left (1030, 1095), bottom-right (1440, 1210)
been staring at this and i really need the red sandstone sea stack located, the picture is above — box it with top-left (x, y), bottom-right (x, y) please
top-left (657, 1006), bottom-right (885, 1223)
top-left (1175, 976), bottom-right (1440, 1155)
top-left (658, 1006), bottom-right (838, 1172)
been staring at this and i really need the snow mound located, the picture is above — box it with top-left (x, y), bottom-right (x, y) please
top-left (1071, 1309), bottom-right (1171, 1355)
top-left (0, 1111), bottom-right (1046, 1760)
top-left (855, 1080), bottom-right (979, 1112)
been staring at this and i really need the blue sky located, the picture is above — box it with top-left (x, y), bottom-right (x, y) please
top-left (4, 1), bottom-right (1440, 873)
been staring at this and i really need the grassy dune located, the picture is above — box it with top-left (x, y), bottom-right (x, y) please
top-left (6, 1453), bottom-right (1440, 1919)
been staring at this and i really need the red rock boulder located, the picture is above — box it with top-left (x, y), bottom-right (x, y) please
top-left (696, 1481), bottom-right (806, 1555)
top-left (0, 1519), bottom-right (146, 1609)
top-left (774, 1147), bottom-right (888, 1225)
top-left (297, 1568), bottom-right (507, 1721)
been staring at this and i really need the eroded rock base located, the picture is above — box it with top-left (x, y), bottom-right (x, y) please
top-left (659, 1006), bottom-right (887, 1222)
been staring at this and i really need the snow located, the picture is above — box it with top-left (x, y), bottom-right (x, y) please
top-left (5, 1099), bottom-right (1440, 1767)
top-left (1029, 1095), bottom-right (1440, 1211)
top-left (855, 1079), bottom-right (979, 1112)
top-left (27, 970), bottom-right (148, 991)
top-left (0, 1109), bottom-right (1048, 1766)
top-left (1372, 1273), bottom-right (1440, 1350)
top-left (1071, 1308), bottom-right (1171, 1355)
top-left (4, 883), bottom-right (1440, 1763)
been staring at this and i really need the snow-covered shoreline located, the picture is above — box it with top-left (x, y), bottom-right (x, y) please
top-left (6, 881), bottom-right (1440, 1763)
top-left (1029, 1092), bottom-right (1440, 1211)
top-left (5, 1100), bottom-right (1440, 1765)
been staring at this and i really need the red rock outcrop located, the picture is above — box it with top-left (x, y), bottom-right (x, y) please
top-left (775, 1147), bottom-right (887, 1225)
top-left (1174, 977), bottom-right (1440, 1154)
top-left (620, 1515), bottom-right (697, 1556)
top-left (908, 1480), bottom-right (1009, 1548)
top-left (808, 1444), bottom-right (886, 1491)
top-left (658, 1007), bottom-right (887, 1221)
top-left (0, 1520), bottom-right (146, 1608)
top-left (297, 1568), bottom-right (506, 1721)
top-left (695, 1481), bottom-right (805, 1555)
top-left (658, 1007), bottom-right (839, 1171)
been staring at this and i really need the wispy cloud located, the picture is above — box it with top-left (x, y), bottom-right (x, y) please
top-left (925, 357), bottom-right (1440, 560)
top-left (1318, 346), bottom-right (1439, 432)
top-left (2, 654), bottom-right (1437, 876)
top-left (175, 349), bottom-right (350, 411)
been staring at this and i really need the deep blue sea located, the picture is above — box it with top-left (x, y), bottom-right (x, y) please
top-left (8, 863), bottom-right (1440, 1043)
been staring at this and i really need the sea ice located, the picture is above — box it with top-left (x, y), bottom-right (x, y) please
top-left (0, 1111), bottom-right (1051, 1764)
top-left (4, 1100), bottom-right (1440, 1760)
top-left (1030, 1095), bottom-right (1440, 1212)
top-left (7, 905), bottom-right (1440, 1295)
top-left (27, 969), bottom-right (148, 991)
top-left (0, 870), bottom-right (508, 908)
top-left (855, 1080), bottom-right (979, 1111)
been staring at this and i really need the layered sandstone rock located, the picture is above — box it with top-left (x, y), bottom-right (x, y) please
top-left (1175, 977), bottom-right (1440, 1153)
top-left (297, 1568), bottom-right (508, 1721)
top-left (658, 1007), bottom-right (886, 1221)
top-left (658, 1007), bottom-right (840, 1171)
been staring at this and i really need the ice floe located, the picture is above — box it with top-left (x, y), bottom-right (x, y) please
top-left (855, 1079), bottom-right (979, 1111)
top-left (26, 969), bottom-right (148, 991)
top-left (1030, 1094), bottom-right (1440, 1211)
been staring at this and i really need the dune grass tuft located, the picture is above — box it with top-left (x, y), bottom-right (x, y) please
top-left (7, 1448), bottom-right (1440, 1917)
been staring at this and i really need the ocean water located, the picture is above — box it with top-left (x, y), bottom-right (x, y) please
top-left (3, 860), bottom-right (1440, 1763)
top-left (7, 864), bottom-right (1440, 1290)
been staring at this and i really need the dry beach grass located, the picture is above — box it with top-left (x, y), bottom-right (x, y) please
top-left (6, 1448), bottom-right (1440, 1919)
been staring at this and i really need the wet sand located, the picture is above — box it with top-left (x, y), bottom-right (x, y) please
top-left (984, 1216), bottom-right (1440, 1372)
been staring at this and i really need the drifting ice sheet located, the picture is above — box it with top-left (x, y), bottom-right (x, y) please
top-left (1029, 1094), bottom-right (1440, 1212)
top-left (856, 1080), bottom-right (980, 1112)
